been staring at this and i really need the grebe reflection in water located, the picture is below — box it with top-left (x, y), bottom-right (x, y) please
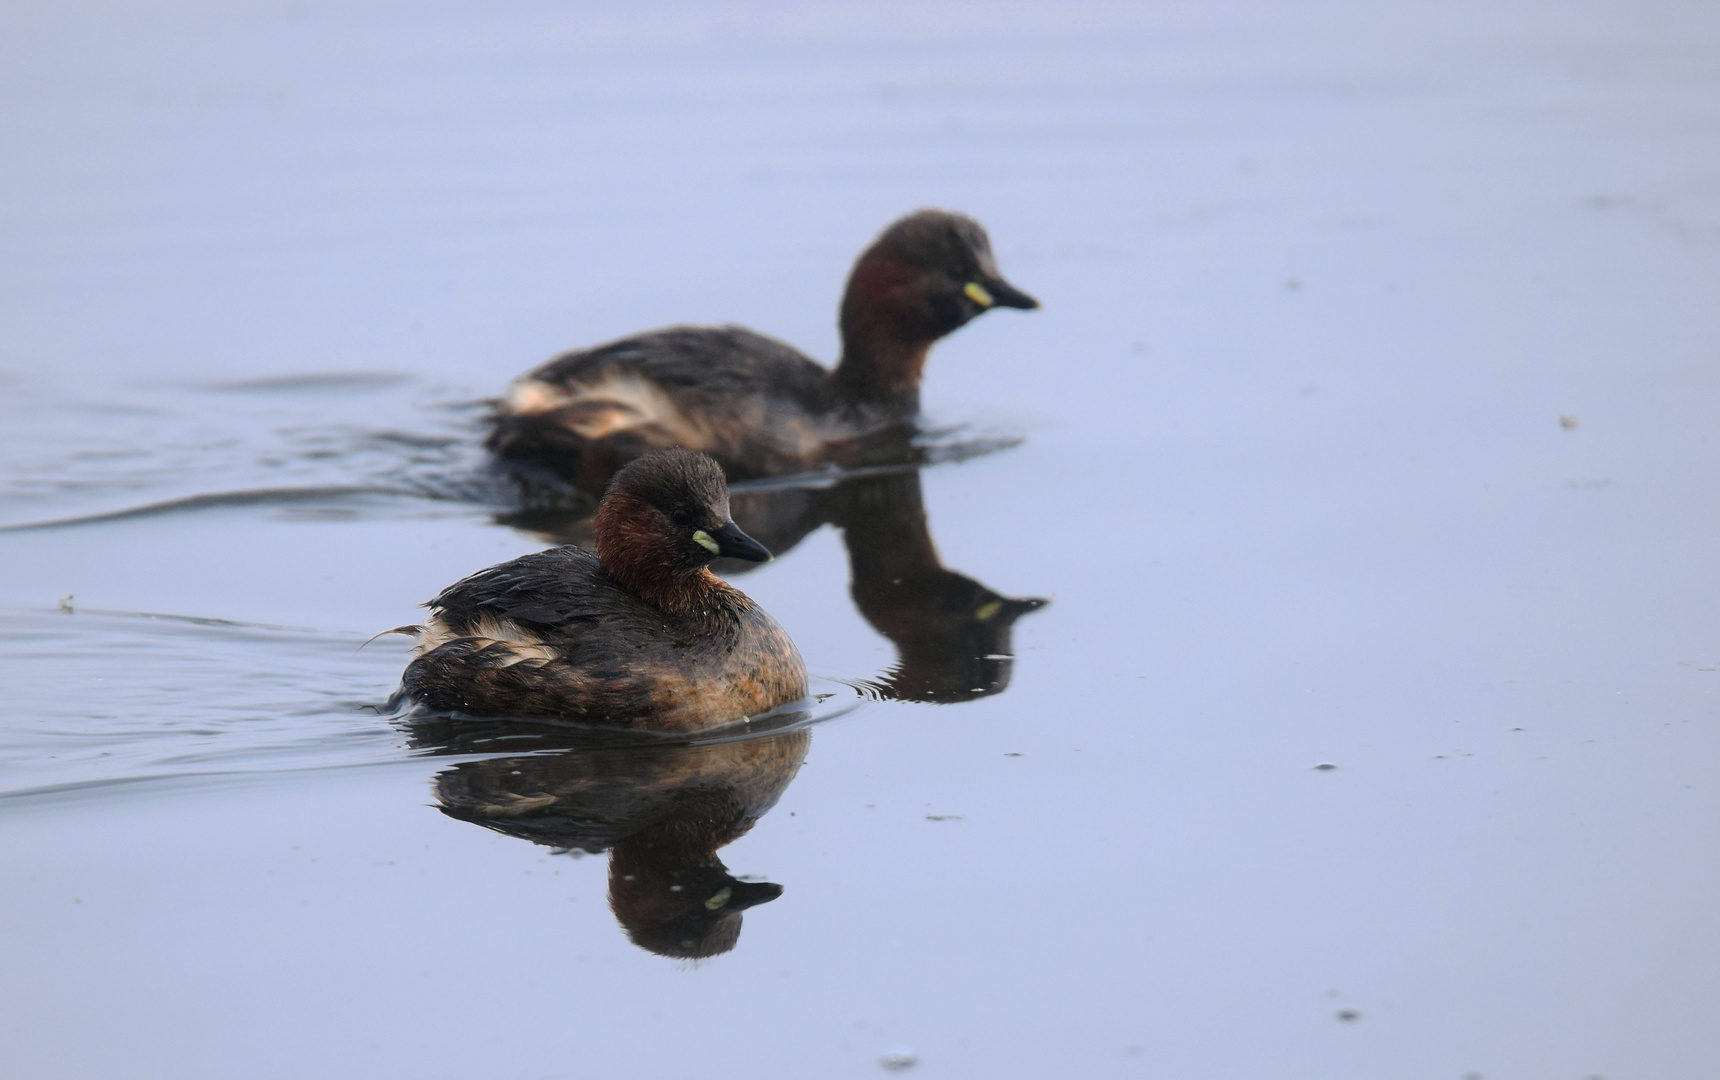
top-left (417, 722), bottom-right (809, 960)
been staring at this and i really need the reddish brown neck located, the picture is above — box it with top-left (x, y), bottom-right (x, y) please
top-left (830, 248), bottom-right (934, 413)
top-left (594, 492), bottom-right (733, 617)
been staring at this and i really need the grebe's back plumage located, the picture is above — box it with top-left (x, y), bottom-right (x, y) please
top-left (488, 326), bottom-right (840, 490)
top-left (486, 209), bottom-right (1036, 490)
top-left (399, 449), bottom-right (806, 730)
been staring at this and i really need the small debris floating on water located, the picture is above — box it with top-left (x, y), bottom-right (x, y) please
top-left (58, 594), bottom-right (74, 614)
top-left (925, 815), bottom-right (964, 822)
top-left (1560, 414), bottom-right (1578, 430)
top-left (1314, 763), bottom-right (1338, 771)
top-left (1335, 1009), bottom-right (1361, 1022)
top-left (878, 1046), bottom-right (918, 1072)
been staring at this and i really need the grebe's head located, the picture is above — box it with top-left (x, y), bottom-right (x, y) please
top-left (843, 209), bottom-right (1039, 344)
top-left (594, 449), bottom-right (771, 579)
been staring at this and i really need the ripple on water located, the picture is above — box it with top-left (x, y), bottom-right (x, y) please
top-left (0, 606), bottom-right (867, 806)
top-left (0, 608), bottom-right (409, 800)
top-left (0, 373), bottom-right (1022, 532)
top-left (0, 372), bottom-right (506, 530)
top-left (0, 371), bottom-right (992, 808)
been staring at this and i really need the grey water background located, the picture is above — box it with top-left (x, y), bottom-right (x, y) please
top-left (4, 0), bottom-right (1720, 1076)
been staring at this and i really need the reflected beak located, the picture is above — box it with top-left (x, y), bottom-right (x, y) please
top-left (978, 275), bottom-right (1038, 310)
top-left (709, 520), bottom-right (772, 562)
top-left (725, 880), bottom-right (784, 910)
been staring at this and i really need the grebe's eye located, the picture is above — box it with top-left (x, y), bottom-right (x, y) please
top-left (668, 507), bottom-right (692, 527)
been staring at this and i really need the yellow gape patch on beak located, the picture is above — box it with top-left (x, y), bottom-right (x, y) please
top-left (704, 887), bottom-right (732, 910)
top-left (692, 529), bottom-right (720, 555)
top-left (964, 281), bottom-right (995, 308)
top-left (973, 600), bottom-right (1003, 622)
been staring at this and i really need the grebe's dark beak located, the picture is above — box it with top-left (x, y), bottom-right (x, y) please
top-left (990, 276), bottom-right (1038, 309)
top-left (710, 520), bottom-right (772, 562)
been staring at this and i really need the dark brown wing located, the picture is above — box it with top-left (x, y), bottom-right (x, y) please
top-left (527, 325), bottom-right (832, 412)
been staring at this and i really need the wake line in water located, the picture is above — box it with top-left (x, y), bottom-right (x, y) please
top-left (0, 422), bottom-right (1025, 532)
top-left (0, 758), bottom-right (419, 807)
top-left (17, 604), bottom-right (326, 634)
top-left (0, 484), bottom-right (456, 533)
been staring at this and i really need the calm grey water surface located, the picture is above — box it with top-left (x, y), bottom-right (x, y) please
top-left (5, 1), bottom-right (1720, 1077)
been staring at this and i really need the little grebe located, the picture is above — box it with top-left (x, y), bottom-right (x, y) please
top-left (397, 448), bottom-right (806, 730)
top-left (486, 209), bottom-right (1037, 491)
